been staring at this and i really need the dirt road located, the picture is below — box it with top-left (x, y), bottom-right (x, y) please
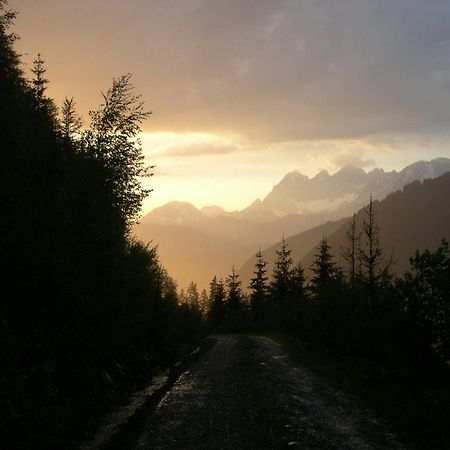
top-left (132, 335), bottom-right (402, 450)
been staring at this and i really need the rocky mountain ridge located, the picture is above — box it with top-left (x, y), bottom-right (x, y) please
top-left (143, 158), bottom-right (450, 226)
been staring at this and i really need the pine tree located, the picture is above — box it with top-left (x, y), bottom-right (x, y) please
top-left (61, 97), bottom-right (82, 140)
top-left (200, 289), bottom-right (209, 317)
top-left (226, 265), bottom-right (242, 311)
top-left (289, 261), bottom-right (307, 301)
top-left (249, 249), bottom-right (269, 320)
top-left (31, 53), bottom-right (48, 104)
top-left (30, 53), bottom-right (58, 125)
top-left (271, 236), bottom-right (293, 306)
top-left (359, 195), bottom-right (390, 314)
top-left (400, 239), bottom-right (450, 367)
top-left (208, 276), bottom-right (226, 328)
top-left (186, 281), bottom-right (200, 309)
top-left (342, 213), bottom-right (361, 289)
top-left (310, 237), bottom-right (337, 297)
top-left (178, 288), bottom-right (187, 305)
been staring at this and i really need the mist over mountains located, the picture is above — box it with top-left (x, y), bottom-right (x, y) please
top-left (239, 172), bottom-right (450, 289)
top-left (135, 158), bottom-right (450, 289)
top-left (144, 158), bottom-right (450, 225)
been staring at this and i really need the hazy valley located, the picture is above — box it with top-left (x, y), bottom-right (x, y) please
top-left (135, 157), bottom-right (450, 290)
top-left (4, 2), bottom-right (450, 448)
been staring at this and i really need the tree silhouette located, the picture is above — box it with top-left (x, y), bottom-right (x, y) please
top-left (400, 239), bottom-right (450, 371)
top-left (208, 276), bottom-right (226, 329)
top-left (249, 249), bottom-right (269, 324)
top-left (310, 237), bottom-right (338, 296)
top-left (226, 266), bottom-right (243, 311)
top-left (0, 6), bottom-right (206, 446)
top-left (31, 54), bottom-right (48, 101)
top-left (84, 73), bottom-right (153, 229)
top-left (359, 195), bottom-right (390, 315)
top-left (61, 96), bottom-right (82, 140)
top-left (342, 213), bottom-right (361, 290)
top-left (289, 261), bottom-right (307, 301)
top-left (200, 289), bottom-right (209, 317)
top-left (186, 281), bottom-right (200, 309)
top-left (271, 236), bottom-right (293, 306)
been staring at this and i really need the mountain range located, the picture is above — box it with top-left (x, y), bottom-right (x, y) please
top-left (239, 171), bottom-right (450, 290)
top-left (134, 158), bottom-right (450, 289)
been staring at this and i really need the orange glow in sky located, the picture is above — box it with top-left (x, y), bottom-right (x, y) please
top-left (9, 0), bottom-right (450, 213)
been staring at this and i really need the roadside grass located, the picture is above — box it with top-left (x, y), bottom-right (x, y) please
top-left (271, 334), bottom-right (450, 450)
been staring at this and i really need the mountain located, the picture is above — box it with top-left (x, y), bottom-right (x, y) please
top-left (298, 172), bottom-right (450, 279)
top-left (200, 205), bottom-right (230, 218)
top-left (135, 158), bottom-right (450, 290)
top-left (241, 158), bottom-right (450, 221)
top-left (141, 201), bottom-right (205, 225)
top-left (143, 158), bottom-right (450, 228)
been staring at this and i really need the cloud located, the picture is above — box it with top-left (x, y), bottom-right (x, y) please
top-left (332, 151), bottom-right (375, 170)
top-left (162, 142), bottom-right (239, 157)
top-left (13, 0), bottom-right (450, 143)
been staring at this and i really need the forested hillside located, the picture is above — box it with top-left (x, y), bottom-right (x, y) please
top-left (300, 173), bottom-right (450, 275)
top-left (2, 1), bottom-right (450, 448)
top-left (0, 3), bottom-right (204, 448)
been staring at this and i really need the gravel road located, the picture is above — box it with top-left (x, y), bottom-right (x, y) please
top-left (133, 335), bottom-right (402, 450)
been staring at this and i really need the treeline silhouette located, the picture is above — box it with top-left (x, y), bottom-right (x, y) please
top-left (0, 3), bottom-right (204, 448)
top-left (201, 196), bottom-right (450, 379)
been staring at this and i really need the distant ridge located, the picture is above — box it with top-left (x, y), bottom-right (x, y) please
top-left (300, 171), bottom-right (450, 277)
top-left (241, 172), bottom-right (450, 289)
top-left (135, 158), bottom-right (450, 289)
top-left (142, 158), bottom-right (450, 226)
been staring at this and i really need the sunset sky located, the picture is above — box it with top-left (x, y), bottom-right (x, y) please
top-left (10, 0), bottom-right (450, 213)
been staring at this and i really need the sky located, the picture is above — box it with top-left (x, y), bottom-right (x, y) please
top-left (9, 0), bottom-right (450, 213)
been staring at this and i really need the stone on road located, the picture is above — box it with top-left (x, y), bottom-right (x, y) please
top-left (134, 335), bottom-right (402, 450)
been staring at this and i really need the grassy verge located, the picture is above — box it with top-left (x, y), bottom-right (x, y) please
top-left (272, 334), bottom-right (450, 450)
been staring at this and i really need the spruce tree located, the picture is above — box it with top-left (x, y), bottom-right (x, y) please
top-left (186, 281), bottom-right (200, 309)
top-left (61, 97), bottom-right (82, 141)
top-left (342, 213), bottom-right (361, 289)
top-left (249, 249), bottom-right (269, 321)
top-left (271, 236), bottom-right (293, 306)
top-left (30, 53), bottom-right (58, 126)
top-left (289, 261), bottom-right (307, 301)
top-left (200, 289), bottom-right (209, 317)
top-left (359, 195), bottom-right (390, 315)
top-left (208, 276), bottom-right (226, 328)
top-left (31, 53), bottom-right (48, 104)
top-left (310, 237), bottom-right (337, 297)
top-left (226, 266), bottom-right (242, 311)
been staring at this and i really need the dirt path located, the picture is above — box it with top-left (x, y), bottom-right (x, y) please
top-left (132, 335), bottom-right (402, 450)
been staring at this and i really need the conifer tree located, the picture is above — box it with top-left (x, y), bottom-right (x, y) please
top-left (289, 261), bottom-right (307, 301)
top-left (31, 53), bottom-right (48, 104)
top-left (400, 239), bottom-right (450, 367)
top-left (271, 236), bottom-right (293, 306)
top-left (200, 289), bottom-right (209, 317)
top-left (186, 281), bottom-right (200, 309)
top-left (249, 249), bottom-right (269, 320)
top-left (226, 265), bottom-right (243, 311)
top-left (342, 213), bottom-right (361, 289)
top-left (310, 237), bottom-right (338, 297)
top-left (61, 97), bottom-right (82, 141)
top-left (178, 288), bottom-right (187, 304)
top-left (359, 195), bottom-right (390, 314)
top-left (30, 53), bottom-right (58, 124)
top-left (208, 276), bottom-right (226, 328)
